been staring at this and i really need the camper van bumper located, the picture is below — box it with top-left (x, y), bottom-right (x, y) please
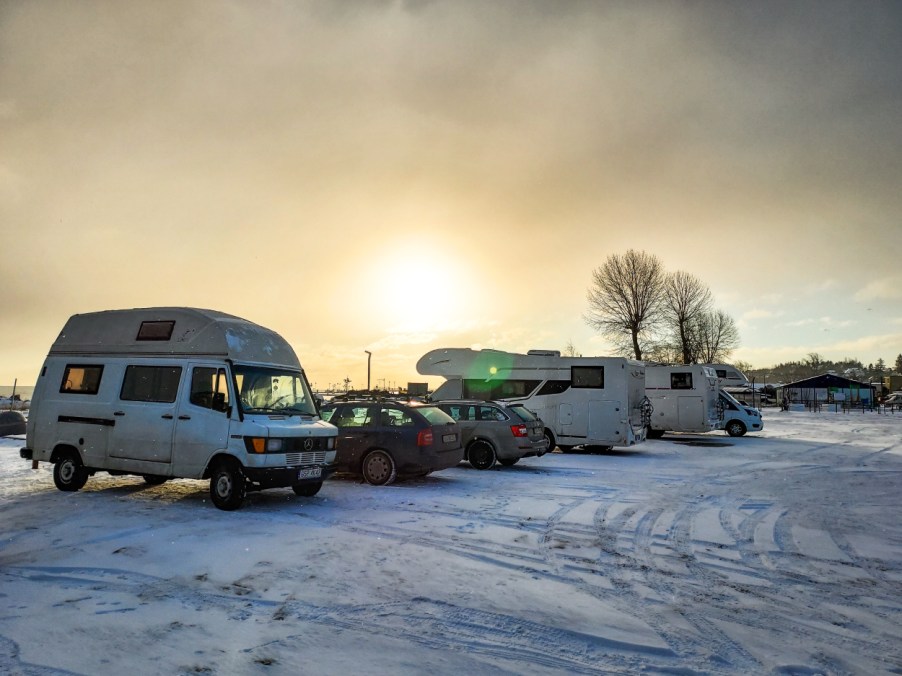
top-left (243, 464), bottom-right (336, 489)
top-left (20, 447), bottom-right (33, 460)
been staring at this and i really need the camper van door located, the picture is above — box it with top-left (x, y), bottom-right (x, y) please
top-left (108, 363), bottom-right (182, 463)
top-left (172, 364), bottom-right (232, 472)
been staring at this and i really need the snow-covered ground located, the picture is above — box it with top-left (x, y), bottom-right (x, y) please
top-left (2, 410), bottom-right (902, 675)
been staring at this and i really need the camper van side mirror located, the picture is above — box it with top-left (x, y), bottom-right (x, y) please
top-left (212, 392), bottom-right (229, 414)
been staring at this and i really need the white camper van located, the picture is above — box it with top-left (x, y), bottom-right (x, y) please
top-left (21, 308), bottom-right (338, 510)
top-left (644, 364), bottom-right (722, 438)
top-left (417, 348), bottom-right (650, 451)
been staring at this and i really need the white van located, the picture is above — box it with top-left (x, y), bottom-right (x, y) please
top-left (645, 364), bottom-right (721, 438)
top-left (21, 307), bottom-right (337, 510)
top-left (718, 390), bottom-right (764, 437)
top-left (418, 348), bottom-right (650, 451)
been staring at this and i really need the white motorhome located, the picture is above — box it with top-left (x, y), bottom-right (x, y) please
top-left (718, 390), bottom-right (764, 437)
top-left (22, 308), bottom-right (337, 510)
top-left (704, 363), bottom-right (750, 387)
top-left (417, 348), bottom-right (650, 451)
top-left (644, 364), bottom-right (722, 438)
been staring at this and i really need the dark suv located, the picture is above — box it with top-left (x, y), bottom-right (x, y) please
top-left (433, 400), bottom-right (549, 470)
top-left (320, 400), bottom-right (463, 485)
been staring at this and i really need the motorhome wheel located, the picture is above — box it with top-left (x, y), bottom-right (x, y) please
top-left (726, 420), bottom-right (747, 437)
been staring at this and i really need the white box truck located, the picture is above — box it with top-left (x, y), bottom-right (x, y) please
top-left (21, 307), bottom-right (337, 510)
top-left (417, 348), bottom-right (650, 451)
top-left (644, 364), bottom-right (722, 438)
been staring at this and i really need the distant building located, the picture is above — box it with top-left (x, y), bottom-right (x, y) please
top-left (779, 373), bottom-right (875, 407)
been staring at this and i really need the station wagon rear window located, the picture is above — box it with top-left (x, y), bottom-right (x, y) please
top-left (60, 365), bottom-right (104, 394)
top-left (136, 320), bottom-right (175, 341)
top-left (120, 365), bottom-right (182, 403)
top-left (571, 366), bottom-right (604, 389)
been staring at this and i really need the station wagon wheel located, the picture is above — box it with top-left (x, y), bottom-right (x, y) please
top-left (292, 481), bottom-right (323, 497)
top-left (362, 450), bottom-right (397, 486)
top-left (209, 458), bottom-right (246, 510)
top-left (468, 441), bottom-right (496, 470)
top-left (726, 420), bottom-right (747, 437)
top-left (498, 457), bottom-right (519, 467)
top-left (53, 451), bottom-right (88, 492)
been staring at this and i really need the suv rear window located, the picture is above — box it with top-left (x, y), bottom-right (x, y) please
top-left (508, 404), bottom-right (538, 422)
top-left (417, 406), bottom-right (456, 425)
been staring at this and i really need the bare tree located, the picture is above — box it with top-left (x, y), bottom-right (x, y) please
top-left (563, 339), bottom-right (581, 357)
top-left (663, 271), bottom-right (712, 364)
top-left (584, 250), bottom-right (666, 360)
top-left (691, 309), bottom-right (740, 363)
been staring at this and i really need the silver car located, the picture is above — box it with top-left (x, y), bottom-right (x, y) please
top-left (434, 400), bottom-right (549, 470)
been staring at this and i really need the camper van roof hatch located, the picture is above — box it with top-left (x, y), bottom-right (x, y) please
top-left (136, 320), bottom-right (175, 341)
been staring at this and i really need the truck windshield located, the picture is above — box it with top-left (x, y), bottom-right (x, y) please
top-left (233, 365), bottom-right (318, 416)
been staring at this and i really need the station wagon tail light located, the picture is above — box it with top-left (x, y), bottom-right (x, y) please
top-left (417, 429), bottom-right (434, 446)
top-left (244, 437), bottom-right (283, 453)
top-left (510, 424), bottom-right (529, 437)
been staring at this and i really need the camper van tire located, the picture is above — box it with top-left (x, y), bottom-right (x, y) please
top-left (52, 449), bottom-right (88, 492)
top-left (209, 457), bottom-right (247, 511)
top-left (292, 481), bottom-right (323, 497)
top-left (362, 450), bottom-right (397, 486)
top-left (725, 420), bottom-right (747, 437)
top-left (467, 440), bottom-right (496, 470)
top-left (142, 475), bottom-right (168, 486)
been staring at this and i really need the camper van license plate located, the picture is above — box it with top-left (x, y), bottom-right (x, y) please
top-left (297, 467), bottom-right (322, 480)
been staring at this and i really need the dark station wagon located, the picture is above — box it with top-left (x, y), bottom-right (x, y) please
top-left (320, 400), bottom-right (464, 485)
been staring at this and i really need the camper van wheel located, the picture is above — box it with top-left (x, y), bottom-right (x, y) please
top-left (362, 450), bottom-right (397, 486)
top-left (142, 474), bottom-right (168, 486)
top-left (498, 457), bottom-right (519, 467)
top-left (725, 420), bottom-right (747, 437)
top-left (53, 452), bottom-right (88, 492)
top-left (468, 441), bottom-right (496, 470)
top-left (543, 430), bottom-right (556, 453)
top-left (209, 458), bottom-right (246, 510)
top-left (292, 481), bottom-right (323, 497)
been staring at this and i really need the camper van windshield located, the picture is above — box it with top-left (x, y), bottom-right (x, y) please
top-left (234, 365), bottom-right (317, 416)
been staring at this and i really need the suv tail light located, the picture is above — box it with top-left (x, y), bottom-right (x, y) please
top-left (510, 424), bottom-right (529, 437)
top-left (417, 429), bottom-right (434, 446)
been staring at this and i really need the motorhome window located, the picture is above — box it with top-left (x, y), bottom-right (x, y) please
top-left (671, 373), bottom-right (693, 390)
top-left (136, 320), bottom-right (175, 341)
top-left (536, 380), bottom-right (570, 396)
top-left (462, 379), bottom-right (540, 400)
top-left (60, 365), bottom-right (104, 395)
top-left (190, 367), bottom-right (230, 410)
top-left (571, 366), bottom-right (604, 389)
top-left (120, 366), bottom-right (182, 403)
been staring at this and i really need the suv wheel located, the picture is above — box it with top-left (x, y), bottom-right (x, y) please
top-left (468, 441), bottom-right (496, 470)
top-left (362, 450), bottom-right (397, 486)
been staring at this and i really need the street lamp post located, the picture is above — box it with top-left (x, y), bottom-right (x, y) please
top-left (364, 351), bottom-right (372, 392)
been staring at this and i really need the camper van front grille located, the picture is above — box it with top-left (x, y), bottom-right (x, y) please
top-left (286, 451), bottom-right (327, 467)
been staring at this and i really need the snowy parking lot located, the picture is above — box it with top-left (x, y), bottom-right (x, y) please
top-left (2, 410), bottom-right (902, 675)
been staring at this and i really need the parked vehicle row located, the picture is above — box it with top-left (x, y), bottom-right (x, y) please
top-left (20, 308), bottom-right (763, 512)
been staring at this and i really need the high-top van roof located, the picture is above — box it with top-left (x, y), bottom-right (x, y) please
top-left (49, 307), bottom-right (301, 369)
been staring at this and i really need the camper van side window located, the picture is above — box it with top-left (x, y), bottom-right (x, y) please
top-left (671, 373), bottom-right (693, 390)
top-left (120, 366), bottom-right (182, 403)
top-left (60, 365), bottom-right (104, 395)
top-left (571, 366), bottom-right (604, 389)
top-left (190, 367), bottom-right (230, 411)
top-left (716, 369), bottom-right (727, 379)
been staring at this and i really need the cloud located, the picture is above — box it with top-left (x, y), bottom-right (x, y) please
top-left (855, 277), bottom-right (902, 301)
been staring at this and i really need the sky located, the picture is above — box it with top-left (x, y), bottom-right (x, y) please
top-left (1, 0), bottom-right (901, 391)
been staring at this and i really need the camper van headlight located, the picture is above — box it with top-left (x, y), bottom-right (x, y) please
top-left (244, 437), bottom-right (283, 453)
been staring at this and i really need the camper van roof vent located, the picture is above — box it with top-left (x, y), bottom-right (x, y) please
top-left (136, 320), bottom-right (175, 341)
top-left (527, 350), bottom-right (561, 357)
